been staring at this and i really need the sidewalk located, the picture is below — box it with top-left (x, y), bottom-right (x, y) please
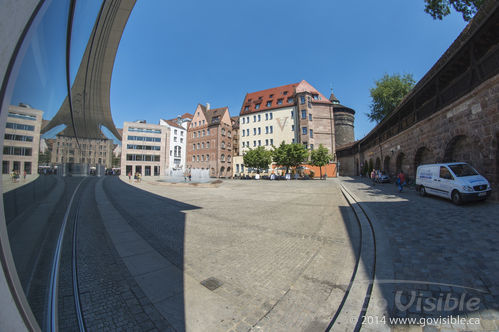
top-left (1, 174), bottom-right (39, 193)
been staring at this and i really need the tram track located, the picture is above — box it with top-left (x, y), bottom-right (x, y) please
top-left (326, 182), bottom-right (377, 331)
top-left (46, 177), bottom-right (87, 332)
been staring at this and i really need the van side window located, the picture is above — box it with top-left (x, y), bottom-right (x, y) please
top-left (439, 166), bottom-right (453, 180)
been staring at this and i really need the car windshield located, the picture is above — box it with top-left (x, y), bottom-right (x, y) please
top-left (448, 164), bottom-right (478, 177)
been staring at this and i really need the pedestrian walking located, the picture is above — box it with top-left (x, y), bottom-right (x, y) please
top-left (397, 171), bottom-right (406, 192)
top-left (23, 170), bottom-right (27, 180)
top-left (128, 171), bottom-right (132, 182)
top-left (370, 169), bottom-right (376, 186)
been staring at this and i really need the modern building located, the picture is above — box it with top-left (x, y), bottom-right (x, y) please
top-left (236, 80), bottom-right (336, 174)
top-left (2, 104), bottom-right (43, 175)
top-left (120, 121), bottom-right (169, 176)
top-left (159, 113), bottom-right (192, 173)
top-left (50, 136), bottom-right (114, 168)
top-left (186, 104), bottom-right (233, 177)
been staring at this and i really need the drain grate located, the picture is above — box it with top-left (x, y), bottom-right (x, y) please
top-left (200, 277), bottom-right (223, 291)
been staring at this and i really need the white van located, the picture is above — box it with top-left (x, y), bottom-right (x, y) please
top-left (416, 162), bottom-right (491, 204)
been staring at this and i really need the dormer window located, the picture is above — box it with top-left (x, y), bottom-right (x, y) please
top-left (269, 94), bottom-right (274, 98)
top-left (277, 99), bottom-right (283, 105)
top-left (266, 101), bottom-right (272, 107)
top-left (255, 103), bottom-right (261, 110)
top-left (244, 106), bottom-right (249, 111)
top-left (283, 91), bottom-right (288, 95)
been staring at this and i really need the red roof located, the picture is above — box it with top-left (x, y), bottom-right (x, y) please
top-left (240, 80), bottom-right (331, 115)
top-left (180, 112), bottom-right (193, 119)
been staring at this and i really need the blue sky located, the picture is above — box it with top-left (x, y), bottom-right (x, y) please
top-left (11, 0), bottom-right (468, 142)
top-left (110, 1), bottom-right (468, 140)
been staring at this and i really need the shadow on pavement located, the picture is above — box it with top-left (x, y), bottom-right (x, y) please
top-left (102, 176), bottom-right (200, 332)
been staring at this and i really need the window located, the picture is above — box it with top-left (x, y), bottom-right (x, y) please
top-left (8, 112), bottom-right (36, 121)
top-left (181, 131), bottom-right (184, 136)
top-left (313, 94), bottom-right (319, 100)
top-left (269, 94), bottom-right (274, 98)
top-left (4, 134), bottom-right (33, 142)
top-left (246, 117), bottom-right (249, 123)
top-left (242, 118), bottom-right (245, 124)
top-left (255, 104), bottom-right (260, 110)
top-left (300, 96), bottom-right (305, 104)
top-left (302, 127), bottom-right (308, 135)
top-left (201, 142), bottom-right (205, 149)
top-left (207, 128), bottom-right (210, 135)
top-left (287, 97), bottom-right (294, 103)
top-left (207, 142), bottom-right (210, 148)
top-left (253, 128), bottom-right (256, 135)
top-left (301, 110), bottom-right (307, 119)
top-left (244, 106), bottom-right (249, 111)
top-left (277, 99), bottom-right (283, 105)
top-left (265, 139), bottom-right (269, 146)
top-left (258, 127), bottom-right (261, 135)
top-left (173, 137), bottom-right (177, 142)
top-left (201, 155), bottom-right (205, 161)
top-left (310, 144), bottom-right (314, 150)
top-left (291, 125), bottom-right (295, 131)
top-left (222, 128), bottom-right (226, 136)
top-left (197, 143), bottom-right (200, 149)
top-left (203, 130), bottom-right (205, 136)
top-left (309, 113), bottom-right (312, 121)
top-left (221, 154), bottom-right (225, 161)
top-left (254, 115), bottom-right (257, 122)
top-left (253, 141), bottom-right (256, 147)
top-left (270, 126), bottom-right (273, 134)
top-left (303, 142), bottom-right (308, 149)
top-left (202, 120), bottom-right (205, 125)
top-left (197, 155), bottom-right (200, 161)
top-left (242, 130), bottom-right (245, 137)
top-left (270, 139), bottom-right (273, 145)
top-left (310, 129), bottom-right (313, 138)
top-left (258, 114), bottom-right (261, 121)
top-left (291, 110), bottom-right (294, 117)
top-left (174, 129), bottom-right (177, 135)
top-left (265, 113), bottom-right (268, 120)
top-left (6, 123), bottom-right (35, 131)
top-left (258, 140), bottom-right (261, 146)
top-left (228, 155), bottom-right (231, 162)
top-left (439, 166), bottom-right (454, 180)
top-left (266, 101), bottom-right (272, 107)
top-left (269, 113), bottom-right (273, 120)
top-left (206, 154), bottom-right (210, 161)
top-left (221, 141), bottom-right (225, 149)
top-left (180, 138), bottom-right (183, 143)
top-left (265, 126), bottom-right (269, 134)
top-left (194, 132), bottom-right (197, 138)
top-left (193, 144), bottom-right (196, 150)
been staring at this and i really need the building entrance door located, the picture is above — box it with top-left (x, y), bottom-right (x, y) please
top-left (145, 166), bottom-right (151, 176)
top-left (154, 166), bottom-right (160, 176)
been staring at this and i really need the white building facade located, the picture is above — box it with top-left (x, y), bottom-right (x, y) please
top-left (159, 116), bottom-right (189, 174)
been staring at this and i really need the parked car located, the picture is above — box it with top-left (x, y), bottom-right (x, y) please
top-left (416, 162), bottom-right (491, 204)
top-left (377, 173), bottom-right (390, 183)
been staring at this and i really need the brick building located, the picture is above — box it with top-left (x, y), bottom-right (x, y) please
top-left (186, 104), bottom-right (233, 178)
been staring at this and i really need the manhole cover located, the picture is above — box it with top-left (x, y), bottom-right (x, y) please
top-left (200, 277), bottom-right (223, 291)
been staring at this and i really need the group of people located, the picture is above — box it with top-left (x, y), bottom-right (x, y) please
top-left (369, 169), bottom-right (406, 192)
top-left (10, 170), bottom-right (26, 183)
top-left (127, 171), bottom-right (142, 183)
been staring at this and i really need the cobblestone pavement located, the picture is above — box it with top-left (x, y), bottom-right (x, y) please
top-left (108, 176), bottom-right (362, 331)
top-left (338, 176), bottom-right (499, 332)
top-left (55, 178), bottom-right (173, 331)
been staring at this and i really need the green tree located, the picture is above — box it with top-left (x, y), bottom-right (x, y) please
top-left (424, 0), bottom-right (484, 21)
top-left (368, 73), bottom-right (415, 123)
top-left (272, 142), bottom-right (309, 174)
top-left (243, 146), bottom-right (272, 173)
top-left (310, 144), bottom-right (332, 179)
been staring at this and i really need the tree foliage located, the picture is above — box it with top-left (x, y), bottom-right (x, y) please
top-left (368, 73), bottom-right (415, 123)
top-left (424, 0), bottom-right (484, 21)
top-left (310, 144), bottom-right (332, 179)
top-left (243, 146), bottom-right (272, 172)
top-left (272, 142), bottom-right (309, 173)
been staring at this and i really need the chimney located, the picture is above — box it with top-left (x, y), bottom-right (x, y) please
top-left (206, 103), bottom-right (210, 110)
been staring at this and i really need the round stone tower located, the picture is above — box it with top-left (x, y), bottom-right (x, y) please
top-left (330, 92), bottom-right (355, 147)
